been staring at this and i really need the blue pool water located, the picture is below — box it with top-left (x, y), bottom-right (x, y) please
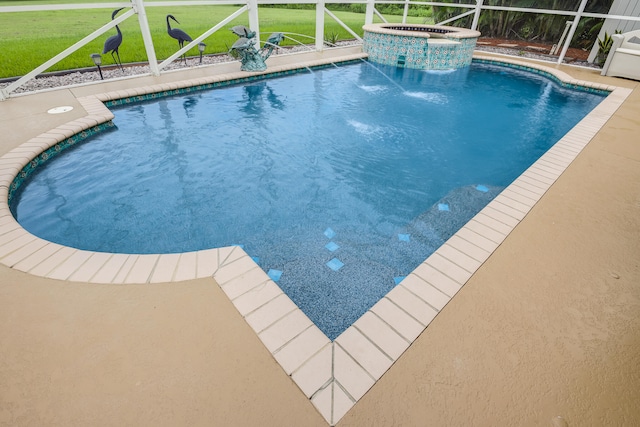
top-left (12, 62), bottom-right (604, 338)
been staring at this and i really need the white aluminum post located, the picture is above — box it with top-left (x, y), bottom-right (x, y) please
top-left (557, 0), bottom-right (588, 64)
top-left (373, 8), bottom-right (389, 24)
top-left (551, 21), bottom-right (572, 55)
top-left (131, 0), bottom-right (159, 76)
top-left (471, 0), bottom-right (484, 30)
top-left (247, 0), bottom-right (260, 47)
top-left (316, 0), bottom-right (325, 51)
top-left (365, 0), bottom-right (375, 25)
top-left (402, 0), bottom-right (409, 24)
top-left (436, 10), bottom-right (475, 26)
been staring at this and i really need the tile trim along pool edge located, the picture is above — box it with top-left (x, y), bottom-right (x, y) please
top-left (0, 53), bottom-right (632, 425)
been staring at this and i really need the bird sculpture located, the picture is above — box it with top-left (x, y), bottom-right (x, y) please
top-left (228, 26), bottom-right (283, 72)
top-left (264, 32), bottom-right (285, 49)
top-left (231, 25), bottom-right (256, 40)
top-left (102, 8), bottom-right (125, 71)
top-left (166, 14), bottom-right (193, 64)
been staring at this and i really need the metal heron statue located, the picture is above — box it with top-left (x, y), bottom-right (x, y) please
top-left (166, 14), bottom-right (193, 64)
top-left (102, 8), bottom-right (125, 72)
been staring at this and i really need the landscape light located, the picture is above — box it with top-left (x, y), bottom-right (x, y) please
top-left (90, 53), bottom-right (103, 80)
top-left (198, 42), bottom-right (206, 64)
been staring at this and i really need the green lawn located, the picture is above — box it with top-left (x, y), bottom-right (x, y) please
top-left (0, 2), bottom-right (429, 78)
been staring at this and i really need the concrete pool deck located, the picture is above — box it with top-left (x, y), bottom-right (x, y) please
top-left (1, 46), bottom-right (639, 425)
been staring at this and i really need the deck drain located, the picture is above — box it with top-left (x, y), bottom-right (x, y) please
top-left (47, 106), bottom-right (73, 114)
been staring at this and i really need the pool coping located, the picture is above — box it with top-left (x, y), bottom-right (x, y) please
top-left (0, 52), bottom-right (632, 425)
top-left (362, 23), bottom-right (481, 40)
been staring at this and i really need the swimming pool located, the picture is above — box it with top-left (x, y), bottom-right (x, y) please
top-left (10, 61), bottom-right (604, 338)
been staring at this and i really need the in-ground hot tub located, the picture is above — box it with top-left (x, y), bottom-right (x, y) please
top-left (363, 23), bottom-right (480, 69)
